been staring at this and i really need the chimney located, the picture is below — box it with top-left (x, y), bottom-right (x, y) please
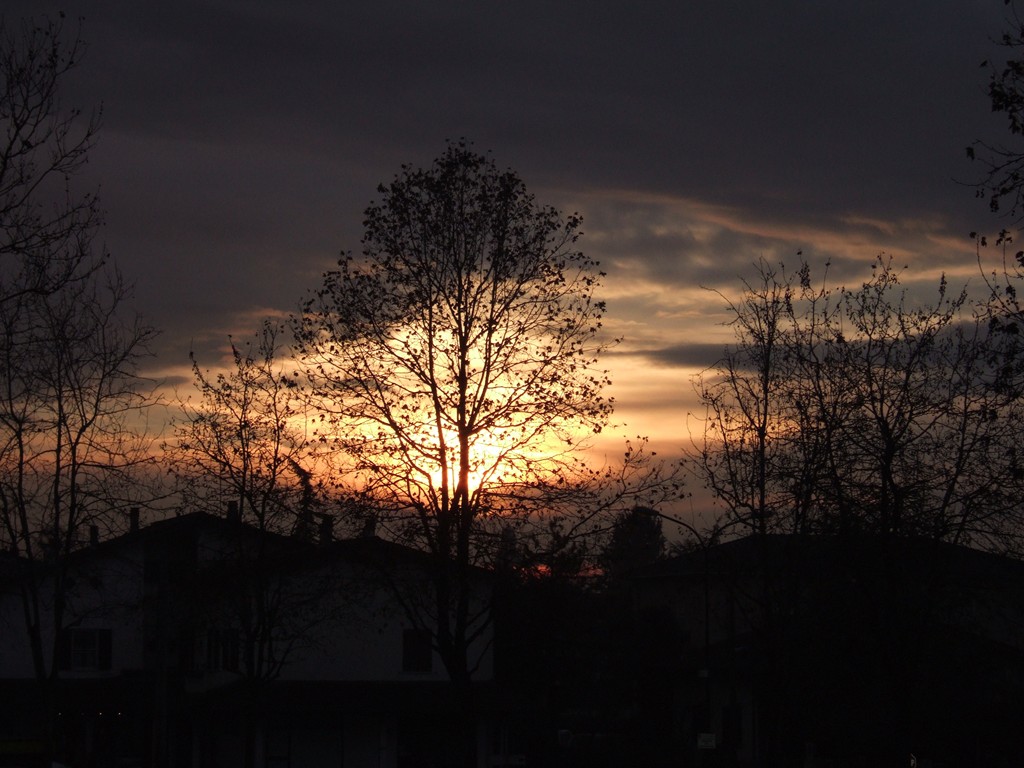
top-left (129, 507), bottom-right (140, 533)
top-left (227, 500), bottom-right (241, 523)
top-left (318, 514), bottom-right (333, 546)
top-left (89, 525), bottom-right (99, 546)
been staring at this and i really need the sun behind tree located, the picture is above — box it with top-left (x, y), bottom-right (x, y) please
top-left (295, 141), bottom-right (614, 687)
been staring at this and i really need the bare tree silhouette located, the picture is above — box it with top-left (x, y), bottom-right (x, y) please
top-left (294, 142), bottom-right (667, 694)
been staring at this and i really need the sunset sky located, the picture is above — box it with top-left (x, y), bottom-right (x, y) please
top-left (6, 0), bottom-right (1017, 470)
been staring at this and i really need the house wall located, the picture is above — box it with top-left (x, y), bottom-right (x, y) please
top-left (0, 609), bottom-right (35, 678)
top-left (277, 558), bottom-right (494, 684)
top-left (0, 514), bottom-right (500, 768)
top-left (0, 539), bottom-right (147, 680)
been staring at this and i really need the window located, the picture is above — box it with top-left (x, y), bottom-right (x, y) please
top-left (402, 628), bottom-right (433, 673)
top-left (57, 628), bottom-right (112, 671)
top-left (197, 628), bottom-right (240, 672)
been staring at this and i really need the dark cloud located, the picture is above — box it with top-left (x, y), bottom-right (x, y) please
top-left (611, 343), bottom-right (727, 370)
top-left (0, 0), bottom-right (1014, 441)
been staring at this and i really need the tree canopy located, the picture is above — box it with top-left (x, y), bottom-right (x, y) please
top-left (296, 141), bottom-right (615, 683)
top-left (168, 320), bottom-right (322, 536)
top-left (969, 1), bottom-right (1024, 221)
top-left (692, 257), bottom-right (1024, 551)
